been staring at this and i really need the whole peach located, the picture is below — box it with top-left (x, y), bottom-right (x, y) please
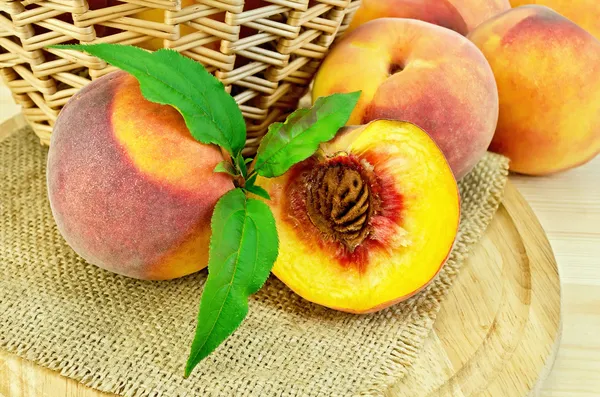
top-left (313, 18), bottom-right (499, 179)
top-left (348, 0), bottom-right (511, 36)
top-left (510, 0), bottom-right (600, 40)
top-left (47, 71), bottom-right (234, 280)
top-left (469, 6), bottom-right (600, 174)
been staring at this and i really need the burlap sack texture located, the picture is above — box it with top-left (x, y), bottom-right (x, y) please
top-left (0, 128), bottom-right (509, 396)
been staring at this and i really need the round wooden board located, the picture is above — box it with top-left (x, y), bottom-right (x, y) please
top-left (0, 181), bottom-right (561, 397)
top-left (388, 181), bottom-right (562, 397)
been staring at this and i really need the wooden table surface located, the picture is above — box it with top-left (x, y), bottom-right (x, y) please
top-left (0, 104), bottom-right (599, 396)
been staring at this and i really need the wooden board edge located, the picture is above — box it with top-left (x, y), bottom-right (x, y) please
top-left (0, 113), bottom-right (28, 142)
top-left (502, 181), bottom-right (563, 395)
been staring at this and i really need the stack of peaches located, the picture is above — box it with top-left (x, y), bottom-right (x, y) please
top-left (318, 0), bottom-right (600, 178)
top-left (47, 0), bottom-right (600, 314)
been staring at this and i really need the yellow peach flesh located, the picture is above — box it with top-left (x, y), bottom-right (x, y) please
top-left (259, 120), bottom-right (460, 313)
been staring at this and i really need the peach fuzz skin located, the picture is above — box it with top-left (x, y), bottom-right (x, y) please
top-left (258, 121), bottom-right (460, 314)
top-left (348, 0), bottom-right (511, 36)
top-left (313, 18), bottom-right (499, 180)
top-left (469, 6), bottom-right (600, 175)
top-left (47, 71), bottom-right (234, 280)
top-left (510, 0), bottom-right (600, 40)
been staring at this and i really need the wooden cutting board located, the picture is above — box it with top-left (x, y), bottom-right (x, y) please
top-left (0, 171), bottom-right (561, 395)
top-left (388, 182), bottom-right (562, 396)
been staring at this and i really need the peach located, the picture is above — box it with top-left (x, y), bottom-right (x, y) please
top-left (509, 0), bottom-right (600, 40)
top-left (348, 0), bottom-right (511, 36)
top-left (313, 18), bottom-right (499, 180)
top-left (258, 120), bottom-right (460, 313)
top-left (47, 71), bottom-right (234, 280)
top-left (469, 6), bottom-right (600, 175)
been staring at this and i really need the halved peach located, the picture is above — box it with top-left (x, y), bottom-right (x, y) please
top-left (257, 120), bottom-right (460, 313)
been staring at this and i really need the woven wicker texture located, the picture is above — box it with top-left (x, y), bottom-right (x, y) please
top-left (0, 0), bottom-right (360, 151)
top-left (0, 128), bottom-right (509, 397)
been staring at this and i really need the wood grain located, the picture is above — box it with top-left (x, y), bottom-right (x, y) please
top-left (0, 179), bottom-right (561, 397)
top-left (0, 114), bottom-right (27, 142)
top-left (387, 182), bottom-right (561, 396)
top-left (513, 156), bottom-right (600, 397)
top-left (511, 157), bottom-right (600, 287)
top-left (0, 86), bottom-right (21, 125)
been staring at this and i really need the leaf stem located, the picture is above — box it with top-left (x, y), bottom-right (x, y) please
top-left (234, 174), bottom-right (246, 188)
top-left (246, 170), bottom-right (257, 183)
top-left (247, 157), bottom-right (257, 175)
top-left (220, 147), bottom-right (232, 165)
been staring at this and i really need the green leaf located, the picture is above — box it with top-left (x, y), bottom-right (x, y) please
top-left (234, 152), bottom-right (248, 178)
top-left (245, 172), bottom-right (258, 188)
top-left (50, 44), bottom-right (246, 156)
top-left (244, 184), bottom-right (270, 200)
top-left (253, 91), bottom-right (361, 178)
top-left (185, 188), bottom-right (278, 377)
top-left (214, 161), bottom-right (237, 177)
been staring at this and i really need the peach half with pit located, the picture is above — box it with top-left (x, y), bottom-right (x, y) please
top-left (47, 71), bottom-right (234, 280)
top-left (257, 120), bottom-right (460, 313)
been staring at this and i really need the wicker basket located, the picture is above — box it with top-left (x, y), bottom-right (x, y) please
top-left (0, 0), bottom-right (360, 153)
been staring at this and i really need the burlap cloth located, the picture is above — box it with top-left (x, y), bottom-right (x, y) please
top-left (0, 127), bottom-right (509, 396)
